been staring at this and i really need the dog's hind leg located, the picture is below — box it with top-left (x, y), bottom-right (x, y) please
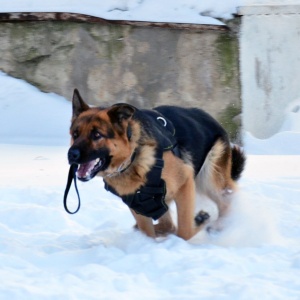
top-left (162, 152), bottom-right (210, 240)
top-left (197, 139), bottom-right (237, 221)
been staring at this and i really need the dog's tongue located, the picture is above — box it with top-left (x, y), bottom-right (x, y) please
top-left (77, 161), bottom-right (95, 178)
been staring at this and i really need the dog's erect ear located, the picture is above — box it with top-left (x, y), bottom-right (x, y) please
top-left (72, 89), bottom-right (90, 118)
top-left (107, 103), bottom-right (136, 124)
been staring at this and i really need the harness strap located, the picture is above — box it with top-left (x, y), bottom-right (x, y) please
top-left (104, 149), bottom-right (168, 220)
top-left (63, 164), bottom-right (81, 214)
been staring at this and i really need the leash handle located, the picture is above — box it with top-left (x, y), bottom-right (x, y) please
top-left (63, 164), bottom-right (81, 214)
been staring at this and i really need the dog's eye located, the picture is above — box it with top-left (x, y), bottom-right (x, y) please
top-left (73, 130), bottom-right (79, 139)
top-left (92, 131), bottom-right (102, 140)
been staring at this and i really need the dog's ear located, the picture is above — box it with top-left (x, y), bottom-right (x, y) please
top-left (107, 103), bottom-right (136, 124)
top-left (107, 104), bottom-right (136, 138)
top-left (72, 89), bottom-right (90, 118)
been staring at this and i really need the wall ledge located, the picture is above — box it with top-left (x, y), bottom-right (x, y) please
top-left (238, 4), bottom-right (300, 16)
top-left (0, 12), bottom-right (228, 31)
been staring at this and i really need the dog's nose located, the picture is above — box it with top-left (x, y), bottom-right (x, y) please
top-left (68, 148), bottom-right (81, 164)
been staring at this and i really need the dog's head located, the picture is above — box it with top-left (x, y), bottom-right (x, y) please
top-left (68, 89), bottom-right (136, 181)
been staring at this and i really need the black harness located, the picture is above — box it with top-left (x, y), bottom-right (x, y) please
top-left (63, 110), bottom-right (179, 220)
top-left (104, 111), bottom-right (179, 220)
top-left (104, 149), bottom-right (167, 220)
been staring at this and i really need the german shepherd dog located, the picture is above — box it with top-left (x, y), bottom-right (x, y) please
top-left (67, 89), bottom-right (245, 240)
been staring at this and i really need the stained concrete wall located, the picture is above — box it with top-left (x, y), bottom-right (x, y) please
top-left (239, 5), bottom-right (300, 138)
top-left (0, 20), bottom-right (241, 140)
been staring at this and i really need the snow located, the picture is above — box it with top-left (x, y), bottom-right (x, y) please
top-left (244, 99), bottom-right (300, 155)
top-left (1, 0), bottom-right (299, 27)
top-left (242, 0), bottom-right (300, 5)
top-left (0, 71), bottom-right (300, 299)
top-left (0, 0), bottom-right (242, 26)
top-left (0, 73), bottom-right (70, 147)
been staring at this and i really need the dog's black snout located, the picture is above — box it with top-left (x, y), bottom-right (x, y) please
top-left (68, 148), bottom-right (81, 164)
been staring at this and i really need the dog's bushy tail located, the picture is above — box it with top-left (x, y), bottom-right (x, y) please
top-left (231, 145), bottom-right (246, 181)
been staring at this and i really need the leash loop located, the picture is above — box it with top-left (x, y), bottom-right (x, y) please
top-left (63, 164), bottom-right (81, 214)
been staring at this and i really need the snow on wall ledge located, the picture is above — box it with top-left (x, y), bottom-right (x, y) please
top-left (239, 4), bottom-right (300, 139)
top-left (0, 0), bottom-right (238, 26)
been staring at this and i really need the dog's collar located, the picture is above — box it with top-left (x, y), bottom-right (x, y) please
top-left (104, 150), bottom-right (137, 178)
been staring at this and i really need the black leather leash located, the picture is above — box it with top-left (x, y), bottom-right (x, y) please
top-left (63, 164), bottom-right (81, 214)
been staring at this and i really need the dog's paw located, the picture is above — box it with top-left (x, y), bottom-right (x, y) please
top-left (194, 210), bottom-right (210, 226)
top-left (206, 218), bottom-right (225, 234)
top-left (154, 223), bottom-right (176, 237)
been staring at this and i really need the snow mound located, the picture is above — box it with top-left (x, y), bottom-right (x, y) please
top-left (0, 72), bottom-right (71, 146)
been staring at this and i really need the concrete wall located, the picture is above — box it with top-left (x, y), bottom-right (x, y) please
top-left (0, 20), bottom-right (241, 140)
top-left (239, 5), bottom-right (300, 138)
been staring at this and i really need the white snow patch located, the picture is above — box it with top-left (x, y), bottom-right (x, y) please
top-left (244, 98), bottom-right (300, 155)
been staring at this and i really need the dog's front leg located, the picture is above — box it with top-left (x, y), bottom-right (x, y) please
top-left (130, 209), bottom-right (156, 238)
top-left (174, 173), bottom-right (197, 240)
top-left (154, 210), bottom-right (176, 236)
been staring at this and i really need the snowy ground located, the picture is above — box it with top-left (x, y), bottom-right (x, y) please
top-left (0, 72), bottom-right (300, 299)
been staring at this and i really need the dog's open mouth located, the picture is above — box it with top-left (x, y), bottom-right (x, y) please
top-left (77, 158), bottom-right (105, 181)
